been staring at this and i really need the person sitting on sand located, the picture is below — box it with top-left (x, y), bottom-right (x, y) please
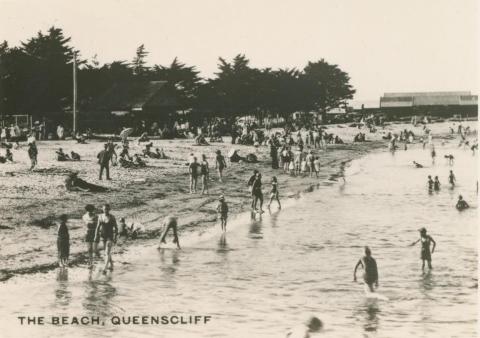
top-left (155, 148), bottom-right (167, 159)
top-left (94, 204), bottom-right (118, 273)
top-left (137, 132), bottom-right (150, 143)
top-left (195, 133), bottom-right (209, 146)
top-left (158, 216), bottom-right (181, 249)
top-left (410, 227), bottom-right (436, 270)
top-left (142, 142), bottom-right (154, 157)
top-left (56, 148), bottom-right (70, 161)
top-left (71, 151), bottom-right (81, 161)
top-left (456, 195), bottom-right (470, 211)
top-left (57, 214), bottom-right (70, 268)
top-left (74, 132), bottom-right (87, 144)
top-left (119, 145), bottom-right (132, 161)
top-left (216, 195), bottom-right (228, 232)
top-left (133, 154), bottom-right (147, 167)
top-left (353, 246), bottom-right (379, 292)
top-left (413, 161), bottom-right (423, 168)
top-left (118, 217), bottom-right (129, 239)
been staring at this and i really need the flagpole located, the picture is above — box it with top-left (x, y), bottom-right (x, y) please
top-left (73, 52), bottom-right (77, 134)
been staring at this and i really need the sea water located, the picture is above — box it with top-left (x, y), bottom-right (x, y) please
top-left (0, 142), bottom-right (477, 338)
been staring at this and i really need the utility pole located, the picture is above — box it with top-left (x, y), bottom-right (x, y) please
top-left (73, 52), bottom-right (77, 134)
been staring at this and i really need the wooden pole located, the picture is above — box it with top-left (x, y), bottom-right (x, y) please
top-left (73, 52), bottom-right (77, 134)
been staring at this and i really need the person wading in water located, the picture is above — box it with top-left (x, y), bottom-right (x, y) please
top-left (353, 246), bottom-right (379, 292)
top-left (94, 204), bottom-right (118, 273)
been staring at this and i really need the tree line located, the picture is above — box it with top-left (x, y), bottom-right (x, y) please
top-left (0, 27), bottom-right (355, 124)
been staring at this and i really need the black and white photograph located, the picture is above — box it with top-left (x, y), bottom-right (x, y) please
top-left (0, 0), bottom-right (478, 337)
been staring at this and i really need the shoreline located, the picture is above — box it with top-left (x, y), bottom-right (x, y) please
top-left (0, 138), bottom-right (386, 282)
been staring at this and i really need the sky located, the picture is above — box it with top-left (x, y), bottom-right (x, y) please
top-left (1, 0), bottom-right (478, 107)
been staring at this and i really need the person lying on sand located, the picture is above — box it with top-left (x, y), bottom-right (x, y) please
top-left (65, 173), bottom-right (109, 192)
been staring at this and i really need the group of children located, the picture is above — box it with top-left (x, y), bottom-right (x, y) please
top-left (280, 147), bottom-right (321, 178)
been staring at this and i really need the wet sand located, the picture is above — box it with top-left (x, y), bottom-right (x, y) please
top-left (0, 121), bottom-right (475, 281)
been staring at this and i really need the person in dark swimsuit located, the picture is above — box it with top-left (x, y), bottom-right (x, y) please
top-left (215, 150), bottom-right (227, 182)
top-left (252, 172), bottom-right (264, 213)
top-left (456, 195), bottom-right (470, 211)
top-left (267, 176), bottom-right (281, 209)
top-left (410, 227), bottom-right (436, 270)
top-left (83, 204), bottom-right (99, 266)
top-left (427, 175), bottom-right (434, 191)
top-left (448, 170), bottom-right (456, 187)
top-left (353, 247), bottom-right (379, 292)
top-left (413, 161), bottom-right (423, 168)
top-left (433, 176), bottom-right (440, 191)
top-left (94, 204), bottom-right (118, 273)
top-left (57, 214), bottom-right (70, 267)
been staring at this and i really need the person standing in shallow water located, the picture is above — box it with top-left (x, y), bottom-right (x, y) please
top-left (94, 204), bottom-right (118, 273)
top-left (57, 214), bottom-right (70, 267)
top-left (200, 154), bottom-right (209, 195)
top-left (189, 156), bottom-right (200, 193)
top-left (159, 216), bottom-right (181, 249)
top-left (267, 176), bottom-right (281, 210)
top-left (433, 176), bottom-right (440, 191)
top-left (456, 195), bottom-right (470, 211)
top-left (353, 246), bottom-right (379, 292)
top-left (410, 227), bottom-right (436, 271)
top-left (216, 195), bottom-right (228, 232)
top-left (427, 175), bottom-right (434, 191)
top-left (83, 204), bottom-right (99, 266)
top-left (448, 170), bottom-right (456, 187)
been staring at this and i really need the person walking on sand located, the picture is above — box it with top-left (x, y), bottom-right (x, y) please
top-left (27, 142), bottom-right (38, 170)
top-left (247, 169), bottom-right (259, 208)
top-left (57, 214), bottom-right (70, 267)
top-left (410, 227), bottom-right (436, 271)
top-left (159, 216), bottom-right (181, 249)
top-left (189, 156), bottom-right (200, 193)
top-left (216, 195), bottom-right (229, 232)
top-left (215, 150), bottom-right (227, 182)
top-left (448, 170), bottom-right (456, 187)
top-left (94, 204), bottom-right (118, 273)
top-left (83, 204), bottom-right (99, 267)
top-left (267, 176), bottom-right (281, 210)
top-left (353, 246), bottom-right (379, 292)
top-left (200, 154), bottom-right (209, 195)
top-left (97, 144), bottom-right (112, 180)
top-left (313, 156), bottom-right (320, 178)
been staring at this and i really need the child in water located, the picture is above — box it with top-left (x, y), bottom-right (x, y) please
top-left (57, 214), bottom-right (70, 267)
top-left (427, 175), bottom-right (434, 190)
top-left (353, 246), bottom-right (379, 292)
top-left (216, 195), bottom-right (229, 232)
top-left (410, 227), bottom-right (436, 270)
top-left (267, 176), bottom-right (281, 209)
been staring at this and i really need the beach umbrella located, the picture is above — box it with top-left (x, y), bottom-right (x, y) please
top-left (119, 128), bottom-right (134, 139)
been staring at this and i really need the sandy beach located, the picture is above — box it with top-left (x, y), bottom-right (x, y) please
top-left (0, 121), bottom-right (475, 281)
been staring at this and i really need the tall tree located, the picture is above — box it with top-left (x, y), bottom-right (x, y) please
top-left (132, 44), bottom-right (148, 76)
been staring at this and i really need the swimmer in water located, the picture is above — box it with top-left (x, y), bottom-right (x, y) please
top-left (353, 246), bottom-right (379, 292)
top-left (286, 316), bottom-right (323, 338)
top-left (444, 154), bottom-right (454, 165)
top-left (159, 216), bottom-right (181, 249)
top-left (410, 227), bottom-right (436, 271)
top-left (427, 175), bottom-right (434, 190)
top-left (413, 161), bottom-right (423, 168)
top-left (448, 170), bottom-right (456, 187)
top-left (456, 195), bottom-right (470, 211)
top-left (433, 176), bottom-right (440, 191)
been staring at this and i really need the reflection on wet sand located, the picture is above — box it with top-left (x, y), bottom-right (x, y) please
top-left (54, 267), bottom-right (71, 308)
top-left (82, 269), bottom-right (117, 318)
